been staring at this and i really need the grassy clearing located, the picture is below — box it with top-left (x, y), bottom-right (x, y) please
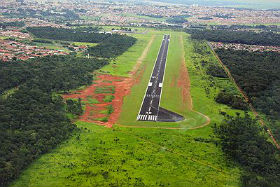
top-left (94, 86), bottom-right (115, 94)
top-left (121, 13), bottom-right (166, 22)
top-left (32, 41), bottom-right (69, 51)
top-left (72, 42), bottom-right (98, 47)
top-left (1, 87), bottom-right (18, 99)
top-left (83, 97), bottom-right (99, 105)
top-left (103, 95), bottom-right (114, 102)
top-left (11, 121), bottom-right (240, 187)
top-left (0, 36), bottom-right (9, 40)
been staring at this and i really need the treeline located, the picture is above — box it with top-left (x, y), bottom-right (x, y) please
top-left (87, 35), bottom-right (136, 58)
top-left (216, 49), bottom-right (280, 119)
top-left (0, 56), bottom-right (108, 94)
top-left (200, 59), bottom-right (248, 110)
top-left (166, 15), bottom-right (189, 24)
top-left (0, 21), bottom-right (25, 28)
top-left (186, 29), bottom-right (280, 46)
top-left (214, 114), bottom-right (280, 187)
top-left (216, 49), bottom-right (280, 140)
top-left (27, 27), bottom-right (137, 58)
top-left (27, 27), bottom-right (110, 43)
top-left (0, 56), bottom-right (108, 187)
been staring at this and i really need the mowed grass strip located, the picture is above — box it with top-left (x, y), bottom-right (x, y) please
top-left (118, 31), bottom-right (207, 128)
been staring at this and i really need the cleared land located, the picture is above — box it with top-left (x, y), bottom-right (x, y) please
top-left (11, 29), bottom-right (247, 187)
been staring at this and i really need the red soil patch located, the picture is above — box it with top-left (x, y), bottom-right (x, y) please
top-left (63, 34), bottom-right (158, 128)
top-left (177, 35), bottom-right (211, 128)
top-left (63, 74), bottom-right (135, 128)
top-left (177, 37), bottom-right (192, 110)
top-left (178, 59), bottom-right (192, 110)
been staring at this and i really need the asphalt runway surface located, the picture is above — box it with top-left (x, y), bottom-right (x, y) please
top-left (137, 35), bottom-right (184, 122)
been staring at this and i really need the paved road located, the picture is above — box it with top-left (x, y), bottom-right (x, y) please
top-left (137, 34), bottom-right (170, 121)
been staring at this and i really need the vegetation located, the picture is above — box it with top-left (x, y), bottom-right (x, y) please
top-left (27, 27), bottom-right (137, 58)
top-left (27, 27), bottom-right (112, 43)
top-left (215, 91), bottom-right (248, 110)
top-left (215, 49), bottom-right (280, 140)
top-left (10, 30), bottom-right (242, 187)
top-left (0, 55), bottom-right (109, 187)
top-left (0, 56), bottom-right (108, 94)
top-left (87, 35), bottom-right (136, 58)
top-left (95, 86), bottom-right (115, 94)
top-left (103, 95), bottom-right (114, 102)
top-left (166, 15), bottom-right (189, 24)
top-left (66, 98), bottom-right (83, 116)
top-left (11, 121), bottom-right (240, 187)
top-left (0, 21), bottom-right (25, 28)
top-left (214, 114), bottom-right (280, 187)
top-left (186, 29), bottom-right (280, 46)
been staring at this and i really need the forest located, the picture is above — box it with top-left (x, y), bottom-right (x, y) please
top-left (214, 114), bottom-right (280, 187)
top-left (0, 56), bottom-right (108, 187)
top-left (87, 35), bottom-right (137, 58)
top-left (27, 27), bottom-right (137, 58)
top-left (0, 21), bottom-right (25, 28)
top-left (186, 29), bottom-right (280, 46)
top-left (27, 27), bottom-right (112, 43)
top-left (215, 48), bottom-right (280, 141)
top-left (199, 59), bottom-right (248, 110)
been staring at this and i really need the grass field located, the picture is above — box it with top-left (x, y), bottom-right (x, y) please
top-left (11, 121), bottom-right (240, 187)
top-left (32, 41), bottom-right (69, 51)
top-left (99, 31), bottom-right (155, 77)
top-left (11, 29), bottom-right (245, 187)
top-left (72, 42), bottom-right (98, 47)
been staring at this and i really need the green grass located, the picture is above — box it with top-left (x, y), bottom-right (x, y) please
top-left (99, 31), bottom-right (155, 77)
top-left (11, 121), bottom-right (240, 187)
top-left (103, 95), bottom-right (114, 102)
top-left (72, 42), bottom-right (98, 47)
top-left (121, 13), bottom-right (166, 22)
top-left (94, 86), bottom-right (115, 94)
top-left (32, 41), bottom-right (69, 51)
top-left (1, 87), bottom-right (18, 99)
top-left (0, 36), bottom-right (9, 40)
top-left (117, 31), bottom-right (209, 129)
top-left (83, 97), bottom-right (99, 105)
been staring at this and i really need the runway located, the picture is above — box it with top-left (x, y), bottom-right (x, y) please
top-left (137, 35), bottom-right (170, 121)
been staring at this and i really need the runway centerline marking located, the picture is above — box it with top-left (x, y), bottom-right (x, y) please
top-left (137, 34), bottom-right (170, 121)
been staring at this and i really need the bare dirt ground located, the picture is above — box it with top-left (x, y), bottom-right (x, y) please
top-left (63, 35), bottom-right (155, 128)
top-left (63, 74), bottom-right (132, 128)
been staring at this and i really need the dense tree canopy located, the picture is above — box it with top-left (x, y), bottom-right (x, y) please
top-left (186, 29), bottom-right (280, 46)
top-left (0, 21), bottom-right (25, 28)
top-left (0, 56), bottom-right (108, 94)
top-left (214, 114), bottom-right (280, 187)
top-left (87, 35), bottom-right (136, 58)
top-left (27, 27), bottom-right (110, 43)
top-left (216, 49), bottom-right (280, 120)
top-left (0, 56), bottom-right (108, 187)
top-left (27, 27), bottom-right (137, 58)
